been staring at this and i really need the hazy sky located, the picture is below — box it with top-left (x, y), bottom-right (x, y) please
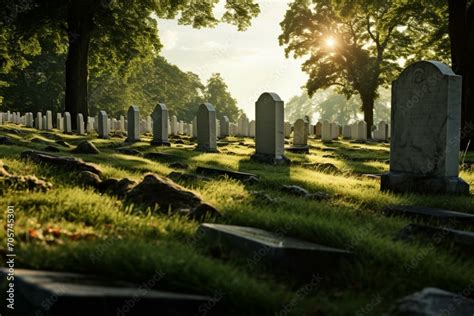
top-left (157, 0), bottom-right (307, 119)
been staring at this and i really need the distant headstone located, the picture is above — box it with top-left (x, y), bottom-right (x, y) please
top-left (293, 119), bottom-right (308, 147)
top-left (126, 105), bottom-right (140, 142)
top-left (330, 123), bottom-right (339, 139)
top-left (179, 120), bottom-right (184, 135)
top-left (342, 125), bottom-right (351, 139)
top-left (315, 122), bottom-right (322, 138)
top-left (284, 121), bottom-right (291, 138)
top-left (251, 92), bottom-right (289, 165)
top-left (171, 115), bottom-right (178, 136)
top-left (381, 61), bottom-right (469, 194)
top-left (119, 115), bottom-right (125, 132)
top-left (42, 116), bottom-right (46, 130)
top-left (151, 103), bottom-right (170, 146)
top-left (238, 115), bottom-right (249, 137)
top-left (220, 116), bottom-right (230, 137)
top-left (356, 121), bottom-right (367, 141)
top-left (321, 120), bottom-right (331, 142)
top-left (25, 113), bottom-right (34, 128)
top-left (374, 121), bottom-right (389, 141)
top-left (192, 117), bottom-right (197, 137)
top-left (35, 112), bottom-right (42, 130)
top-left (86, 117), bottom-right (94, 134)
top-left (46, 110), bottom-right (53, 130)
top-left (146, 115), bottom-right (152, 134)
top-left (98, 111), bottom-right (108, 139)
top-left (249, 120), bottom-right (256, 138)
top-left (64, 112), bottom-right (72, 134)
top-left (76, 114), bottom-right (85, 135)
top-left (216, 119), bottom-right (221, 138)
top-left (196, 103), bottom-right (217, 152)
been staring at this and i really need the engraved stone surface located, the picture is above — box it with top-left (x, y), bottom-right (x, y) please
top-left (381, 61), bottom-right (469, 194)
top-left (0, 268), bottom-right (214, 316)
top-left (251, 92), bottom-right (289, 165)
top-left (151, 103), bottom-right (170, 146)
top-left (198, 223), bottom-right (352, 276)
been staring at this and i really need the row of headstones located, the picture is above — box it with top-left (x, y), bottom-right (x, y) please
top-left (289, 119), bottom-right (390, 147)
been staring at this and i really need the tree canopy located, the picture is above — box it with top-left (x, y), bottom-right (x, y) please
top-left (279, 0), bottom-right (443, 135)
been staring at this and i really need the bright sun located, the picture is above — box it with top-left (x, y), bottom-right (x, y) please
top-left (325, 37), bottom-right (336, 48)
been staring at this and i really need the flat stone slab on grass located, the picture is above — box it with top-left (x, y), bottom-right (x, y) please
top-left (387, 287), bottom-right (474, 316)
top-left (198, 223), bottom-right (352, 277)
top-left (384, 205), bottom-right (474, 225)
top-left (0, 268), bottom-right (214, 316)
top-left (144, 152), bottom-right (181, 162)
top-left (395, 223), bottom-right (474, 251)
top-left (195, 166), bottom-right (258, 182)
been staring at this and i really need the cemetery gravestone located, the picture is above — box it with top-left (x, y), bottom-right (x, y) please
top-left (315, 122), bottom-right (322, 138)
top-left (342, 125), bottom-right (351, 139)
top-left (151, 103), bottom-right (170, 146)
top-left (381, 60), bottom-right (469, 194)
top-left (356, 121), bottom-right (367, 141)
top-left (251, 92), bottom-right (289, 165)
top-left (321, 120), bottom-right (331, 142)
top-left (64, 112), bottom-right (72, 134)
top-left (289, 119), bottom-right (309, 153)
top-left (126, 105), bottom-right (140, 142)
top-left (35, 112), bottom-right (42, 130)
top-left (196, 103), bottom-right (217, 152)
top-left (284, 121), bottom-right (291, 138)
top-left (249, 120), bottom-right (256, 138)
top-left (46, 110), bottom-right (53, 130)
top-left (77, 114), bottom-right (85, 135)
top-left (98, 111), bottom-right (108, 139)
top-left (220, 116), bottom-right (230, 137)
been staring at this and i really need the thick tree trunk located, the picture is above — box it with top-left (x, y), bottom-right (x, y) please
top-left (64, 1), bottom-right (94, 129)
top-left (361, 94), bottom-right (374, 139)
top-left (448, 0), bottom-right (474, 150)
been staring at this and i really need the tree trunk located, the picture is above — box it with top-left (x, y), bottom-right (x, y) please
top-left (361, 94), bottom-right (374, 139)
top-left (64, 1), bottom-right (94, 129)
top-left (448, 0), bottom-right (474, 150)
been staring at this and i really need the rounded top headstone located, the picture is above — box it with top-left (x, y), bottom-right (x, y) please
top-left (257, 92), bottom-right (282, 103)
top-left (199, 103), bottom-right (216, 112)
top-left (396, 61), bottom-right (458, 83)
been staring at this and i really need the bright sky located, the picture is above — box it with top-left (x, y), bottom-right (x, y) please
top-left (157, 0), bottom-right (307, 120)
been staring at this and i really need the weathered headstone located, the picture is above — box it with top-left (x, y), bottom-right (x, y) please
top-left (381, 61), bottom-right (469, 194)
top-left (342, 125), bottom-right (351, 139)
top-left (356, 121), bottom-right (367, 141)
top-left (238, 115), bottom-right (249, 137)
top-left (374, 121), bottom-right (389, 141)
top-left (284, 121), bottom-right (291, 138)
top-left (315, 122), bottom-right (322, 138)
top-left (251, 93), bottom-right (289, 164)
top-left (249, 120), bottom-right (256, 138)
top-left (64, 112), bottom-right (72, 134)
top-left (292, 119), bottom-right (308, 148)
top-left (76, 113), bottom-right (85, 135)
top-left (220, 116), bottom-right (230, 137)
top-left (25, 113), bottom-right (34, 128)
top-left (35, 112), bottom-right (42, 130)
top-left (86, 117), bottom-right (94, 134)
top-left (196, 103), bottom-right (217, 152)
top-left (45, 110), bottom-right (53, 130)
top-left (330, 123), bottom-right (339, 139)
top-left (192, 117), bottom-right (197, 137)
top-left (0, 268), bottom-right (215, 316)
top-left (321, 120), bottom-right (331, 142)
top-left (126, 105), bottom-right (140, 142)
top-left (98, 111), bottom-right (108, 139)
top-left (171, 115), bottom-right (178, 136)
top-left (146, 115), bottom-right (152, 134)
top-left (151, 103), bottom-right (170, 146)
top-left (199, 224), bottom-right (352, 277)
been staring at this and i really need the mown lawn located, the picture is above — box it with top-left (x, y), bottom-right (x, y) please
top-left (0, 124), bottom-right (473, 315)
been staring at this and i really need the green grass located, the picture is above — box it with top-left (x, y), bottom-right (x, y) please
top-left (0, 124), bottom-right (473, 315)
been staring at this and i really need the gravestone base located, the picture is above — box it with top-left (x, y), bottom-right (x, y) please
top-left (150, 140), bottom-right (171, 147)
top-left (194, 146), bottom-right (219, 153)
top-left (250, 153), bottom-right (291, 166)
top-left (381, 172), bottom-right (469, 195)
top-left (286, 145), bottom-right (309, 154)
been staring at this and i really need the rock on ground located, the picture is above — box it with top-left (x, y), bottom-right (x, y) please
top-left (21, 151), bottom-right (102, 176)
top-left (126, 173), bottom-right (219, 220)
top-left (72, 141), bottom-right (100, 154)
top-left (387, 287), bottom-right (474, 316)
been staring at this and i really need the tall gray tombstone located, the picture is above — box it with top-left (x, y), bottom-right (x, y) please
top-left (151, 103), bottom-right (170, 146)
top-left (35, 112), bottom-right (42, 130)
top-left (46, 110), bottom-right (53, 130)
top-left (293, 119), bottom-right (308, 147)
top-left (126, 105), bottom-right (140, 142)
top-left (76, 114), bottom-right (85, 135)
top-left (251, 92), bottom-right (289, 164)
top-left (220, 116), bottom-right (230, 137)
top-left (64, 112), bottom-right (72, 133)
top-left (196, 103), bottom-right (217, 152)
top-left (98, 111), bottom-right (109, 139)
top-left (381, 60), bottom-right (469, 194)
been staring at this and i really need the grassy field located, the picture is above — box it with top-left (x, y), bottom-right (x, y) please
top-left (0, 124), bottom-right (473, 315)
